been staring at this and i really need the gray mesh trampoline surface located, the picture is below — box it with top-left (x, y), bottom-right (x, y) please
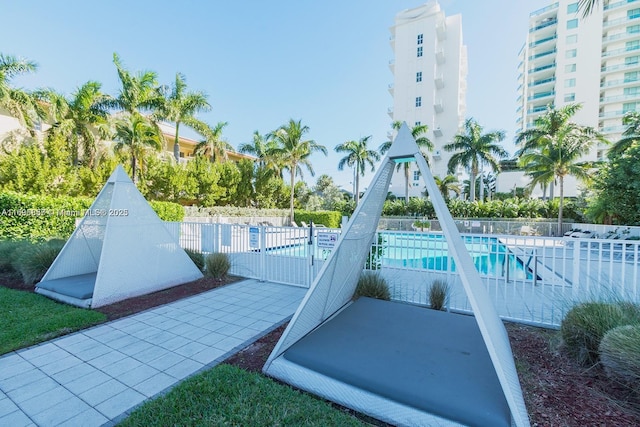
top-left (37, 272), bottom-right (96, 300)
top-left (282, 297), bottom-right (511, 427)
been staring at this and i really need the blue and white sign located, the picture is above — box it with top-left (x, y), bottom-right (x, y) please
top-left (249, 227), bottom-right (260, 249)
top-left (317, 232), bottom-right (339, 249)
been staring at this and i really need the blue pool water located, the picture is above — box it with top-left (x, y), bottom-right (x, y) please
top-left (266, 232), bottom-right (533, 280)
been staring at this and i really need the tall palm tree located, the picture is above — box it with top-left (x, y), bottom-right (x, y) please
top-left (109, 53), bottom-right (164, 116)
top-left (193, 121), bottom-right (233, 162)
top-left (608, 111), bottom-right (640, 157)
top-left (379, 121), bottom-right (434, 203)
top-left (269, 119), bottom-right (327, 224)
top-left (578, 0), bottom-right (600, 17)
top-left (156, 72), bottom-right (210, 161)
top-left (444, 118), bottom-right (508, 202)
top-left (239, 131), bottom-right (278, 167)
top-left (0, 54), bottom-right (43, 130)
top-left (113, 112), bottom-right (162, 183)
top-left (516, 103), bottom-right (604, 234)
top-left (432, 174), bottom-right (461, 201)
top-left (43, 81), bottom-right (111, 166)
top-left (335, 135), bottom-right (380, 204)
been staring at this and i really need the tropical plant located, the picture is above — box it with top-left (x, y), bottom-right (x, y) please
top-left (515, 104), bottom-right (605, 234)
top-left (156, 72), bottom-right (211, 161)
top-left (193, 121), bottom-right (233, 162)
top-left (0, 53), bottom-right (44, 130)
top-left (444, 118), bottom-right (507, 203)
top-left (269, 119), bottom-right (327, 224)
top-left (12, 239), bottom-right (65, 285)
top-left (204, 252), bottom-right (231, 279)
top-left (432, 175), bottom-right (461, 201)
top-left (335, 135), bottom-right (380, 204)
top-left (379, 121), bottom-right (434, 203)
top-left (353, 271), bottom-right (390, 301)
top-left (608, 111), bottom-right (640, 158)
top-left (42, 82), bottom-right (111, 166)
top-left (428, 279), bottom-right (450, 311)
top-left (238, 131), bottom-right (281, 174)
top-left (599, 324), bottom-right (640, 390)
top-left (578, 0), bottom-right (599, 17)
top-left (184, 249), bottom-right (205, 272)
top-left (109, 53), bottom-right (164, 116)
top-left (113, 113), bottom-right (162, 183)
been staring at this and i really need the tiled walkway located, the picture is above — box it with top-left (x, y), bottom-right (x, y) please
top-left (0, 280), bottom-right (306, 427)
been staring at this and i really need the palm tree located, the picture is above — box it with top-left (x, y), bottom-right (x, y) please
top-left (113, 113), bottom-right (162, 183)
top-left (432, 175), bottom-right (461, 201)
top-left (444, 118), bottom-right (508, 202)
top-left (379, 121), bottom-right (434, 203)
top-left (43, 81), bottom-right (111, 166)
top-left (269, 119), bottom-right (327, 224)
top-left (156, 72), bottom-right (210, 161)
top-left (578, 0), bottom-right (599, 17)
top-left (0, 53), bottom-right (43, 130)
top-left (109, 53), bottom-right (164, 116)
top-left (608, 111), bottom-right (640, 157)
top-left (193, 121), bottom-right (233, 161)
top-left (515, 103), bottom-right (604, 234)
top-left (335, 135), bottom-right (380, 204)
top-left (238, 130), bottom-right (281, 175)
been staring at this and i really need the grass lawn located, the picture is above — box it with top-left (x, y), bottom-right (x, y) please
top-left (0, 287), bottom-right (106, 355)
top-left (119, 364), bottom-right (364, 427)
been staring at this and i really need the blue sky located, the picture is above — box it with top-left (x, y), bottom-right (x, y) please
top-left (2, 0), bottom-right (549, 191)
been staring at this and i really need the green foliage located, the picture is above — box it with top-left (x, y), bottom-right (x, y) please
top-left (184, 249), bottom-right (204, 272)
top-left (353, 271), bottom-right (390, 301)
top-left (0, 239), bottom-right (29, 273)
top-left (12, 239), bottom-right (65, 285)
top-left (149, 201), bottom-right (184, 221)
top-left (599, 324), bottom-right (640, 389)
top-left (560, 302), bottom-right (640, 366)
top-left (365, 233), bottom-right (385, 270)
top-left (413, 219), bottom-right (431, 230)
top-left (205, 252), bottom-right (231, 279)
top-left (294, 210), bottom-right (341, 228)
top-left (428, 279), bottom-right (450, 311)
top-left (185, 206), bottom-right (289, 218)
top-left (0, 287), bottom-right (106, 355)
top-left (120, 364), bottom-right (364, 427)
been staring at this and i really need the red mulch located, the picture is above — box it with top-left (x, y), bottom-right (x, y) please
top-left (3, 271), bottom-right (640, 426)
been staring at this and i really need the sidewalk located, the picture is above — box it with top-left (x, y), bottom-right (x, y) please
top-left (0, 279), bottom-right (306, 427)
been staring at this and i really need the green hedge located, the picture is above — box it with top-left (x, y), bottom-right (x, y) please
top-left (294, 210), bottom-right (342, 228)
top-left (0, 192), bottom-right (183, 240)
top-left (184, 206), bottom-right (289, 218)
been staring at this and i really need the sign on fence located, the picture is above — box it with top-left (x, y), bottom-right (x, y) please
top-left (249, 227), bottom-right (260, 248)
top-left (317, 232), bottom-right (339, 249)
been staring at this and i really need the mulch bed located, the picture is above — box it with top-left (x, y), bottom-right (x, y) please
top-left (3, 272), bottom-right (640, 426)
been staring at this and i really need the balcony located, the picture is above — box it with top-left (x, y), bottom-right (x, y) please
top-left (529, 18), bottom-right (558, 33)
top-left (387, 107), bottom-right (393, 118)
top-left (603, 14), bottom-right (640, 29)
top-left (527, 90), bottom-right (555, 101)
top-left (529, 34), bottom-right (557, 48)
top-left (388, 84), bottom-right (394, 95)
top-left (530, 2), bottom-right (559, 17)
top-left (600, 93), bottom-right (640, 103)
top-left (528, 76), bottom-right (556, 88)
top-left (528, 48), bottom-right (556, 61)
top-left (435, 75), bottom-right (445, 89)
top-left (436, 20), bottom-right (447, 40)
top-left (600, 124), bottom-right (627, 133)
top-left (433, 127), bottom-right (443, 137)
top-left (527, 105), bottom-right (549, 114)
top-left (529, 62), bottom-right (556, 74)
top-left (604, 0), bottom-right (640, 11)
top-left (436, 49), bottom-right (446, 64)
top-left (602, 61), bottom-right (640, 72)
top-left (601, 44), bottom-right (640, 58)
top-left (602, 30), bottom-right (640, 44)
top-left (598, 109), bottom-right (625, 118)
top-left (434, 100), bottom-right (444, 113)
top-left (388, 60), bottom-right (394, 72)
top-left (600, 77), bottom-right (640, 87)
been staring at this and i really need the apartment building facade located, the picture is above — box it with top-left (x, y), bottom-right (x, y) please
top-left (510, 0), bottom-right (640, 197)
top-left (388, 1), bottom-right (468, 199)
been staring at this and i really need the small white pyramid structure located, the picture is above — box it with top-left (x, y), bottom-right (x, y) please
top-left (36, 165), bottom-right (203, 308)
top-left (263, 123), bottom-right (530, 426)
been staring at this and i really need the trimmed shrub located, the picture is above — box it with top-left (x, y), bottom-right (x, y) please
top-left (561, 302), bottom-right (640, 366)
top-left (294, 210), bottom-right (342, 228)
top-left (205, 253), bottom-right (231, 279)
top-left (428, 279), bottom-right (450, 311)
top-left (185, 249), bottom-right (205, 272)
top-left (149, 201), bottom-right (184, 222)
top-left (353, 271), bottom-right (390, 301)
top-left (599, 324), bottom-right (640, 389)
top-left (13, 239), bottom-right (65, 285)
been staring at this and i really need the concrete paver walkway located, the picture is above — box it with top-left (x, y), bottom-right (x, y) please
top-left (0, 279), bottom-right (306, 427)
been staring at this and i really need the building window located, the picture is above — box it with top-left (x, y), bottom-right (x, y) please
top-left (624, 86), bottom-right (640, 95)
top-left (417, 33), bottom-right (423, 45)
top-left (413, 171), bottom-right (420, 181)
top-left (623, 102), bottom-right (640, 113)
top-left (566, 34), bottom-right (578, 44)
top-left (416, 71), bottom-right (422, 82)
top-left (627, 40), bottom-right (640, 50)
top-left (415, 121), bottom-right (421, 126)
top-left (628, 25), bottom-right (640, 34)
top-left (415, 96), bottom-right (422, 107)
top-left (567, 3), bottom-right (579, 13)
top-left (565, 78), bottom-right (576, 88)
top-left (626, 55), bottom-right (640, 65)
top-left (567, 19), bottom-right (578, 30)
top-left (564, 93), bottom-right (576, 102)
top-left (566, 49), bottom-right (577, 58)
top-left (625, 71), bottom-right (639, 82)
top-left (417, 46), bottom-right (423, 57)
top-left (629, 9), bottom-right (640, 19)
top-left (565, 63), bottom-right (577, 73)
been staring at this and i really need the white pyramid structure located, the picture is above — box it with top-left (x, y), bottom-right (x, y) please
top-left (263, 123), bottom-right (530, 426)
top-left (36, 165), bottom-right (203, 308)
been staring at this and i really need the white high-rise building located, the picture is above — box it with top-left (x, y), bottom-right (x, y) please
top-left (388, 1), bottom-right (468, 199)
top-left (511, 0), bottom-right (640, 196)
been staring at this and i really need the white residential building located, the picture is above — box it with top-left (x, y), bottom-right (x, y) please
top-left (388, 1), bottom-right (468, 199)
top-left (506, 0), bottom-right (640, 197)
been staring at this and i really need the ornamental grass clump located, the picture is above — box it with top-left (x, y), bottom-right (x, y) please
top-left (560, 302), bottom-right (640, 366)
top-left (185, 249), bottom-right (205, 272)
top-left (353, 271), bottom-right (390, 301)
top-left (428, 279), bottom-right (450, 311)
top-left (0, 240), bottom-right (29, 274)
top-left (205, 253), bottom-right (231, 279)
top-left (13, 239), bottom-right (65, 285)
top-left (599, 324), bottom-right (640, 391)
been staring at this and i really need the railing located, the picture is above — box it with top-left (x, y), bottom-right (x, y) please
top-left (530, 19), bottom-right (558, 33)
top-left (605, 0), bottom-right (640, 11)
top-left (530, 2), bottom-right (559, 17)
top-left (529, 63), bottom-right (556, 74)
top-left (603, 14), bottom-right (640, 28)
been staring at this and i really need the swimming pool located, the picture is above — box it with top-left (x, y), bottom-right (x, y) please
top-left (266, 232), bottom-right (533, 280)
